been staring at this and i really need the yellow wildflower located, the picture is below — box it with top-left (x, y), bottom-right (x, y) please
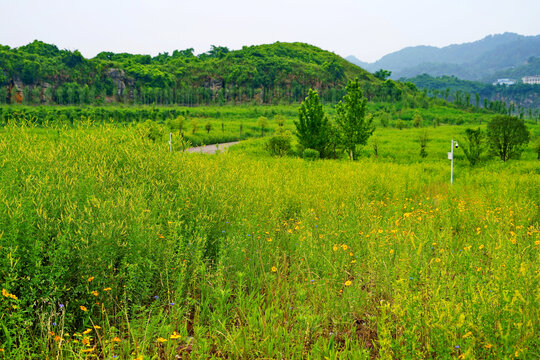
top-left (80, 306), bottom-right (88, 312)
top-left (344, 280), bottom-right (352, 286)
top-left (157, 337), bottom-right (168, 343)
top-left (91, 291), bottom-right (99, 296)
top-left (82, 328), bottom-right (92, 335)
top-left (87, 276), bottom-right (94, 282)
top-left (81, 347), bottom-right (95, 353)
top-left (93, 325), bottom-right (101, 329)
top-left (111, 337), bottom-right (121, 342)
top-left (271, 266), bottom-right (277, 272)
top-left (170, 331), bottom-right (182, 339)
top-left (103, 287), bottom-right (112, 291)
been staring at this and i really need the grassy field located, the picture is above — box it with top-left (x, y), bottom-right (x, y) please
top-left (0, 116), bottom-right (538, 359)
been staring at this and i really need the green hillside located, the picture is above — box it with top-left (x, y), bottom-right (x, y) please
top-left (0, 40), bottom-right (409, 106)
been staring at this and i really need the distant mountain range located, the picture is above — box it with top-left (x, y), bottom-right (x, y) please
top-left (347, 33), bottom-right (540, 82)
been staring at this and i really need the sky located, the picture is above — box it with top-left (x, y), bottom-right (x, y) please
top-left (1, 0), bottom-right (540, 63)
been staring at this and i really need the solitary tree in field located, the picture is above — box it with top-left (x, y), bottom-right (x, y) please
top-left (336, 79), bottom-right (374, 160)
top-left (487, 115), bottom-right (530, 162)
top-left (295, 89), bottom-right (330, 156)
top-left (257, 116), bottom-right (269, 136)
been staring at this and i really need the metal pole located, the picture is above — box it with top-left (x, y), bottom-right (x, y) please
top-left (450, 139), bottom-right (454, 185)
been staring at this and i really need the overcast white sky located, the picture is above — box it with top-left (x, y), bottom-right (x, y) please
top-left (1, 0), bottom-right (539, 62)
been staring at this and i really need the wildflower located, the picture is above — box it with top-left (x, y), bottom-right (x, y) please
top-left (81, 348), bottom-right (95, 353)
top-left (1, 289), bottom-right (17, 300)
top-left (157, 337), bottom-right (168, 343)
top-left (333, 245), bottom-right (338, 251)
top-left (111, 337), bottom-right (121, 342)
top-left (83, 328), bottom-right (92, 335)
top-left (158, 233), bottom-right (165, 239)
top-left (91, 291), bottom-right (99, 296)
top-left (267, 238), bottom-right (272, 242)
top-left (103, 288), bottom-right (112, 291)
top-left (54, 335), bottom-right (61, 342)
top-left (170, 331), bottom-right (182, 339)
top-left (271, 266), bottom-right (277, 272)
top-left (389, 249), bottom-right (394, 254)
top-left (93, 325), bottom-right (101, 329)
top-left (53, 322), bottom-right (57, 326)
top-left (87, 276), bottom-right (94, 282)
top-left (80, 306), bottom-right (88, 312)
top-left (341, 244), bottom-right (348, 250)
top-left (134, 355), bottom-right (143, 360)
top-left (478, 245), bottom-right (484, 250)
top-left (484, 343), bottom-right (492, 349)
top-left (170, 302), bottom-right (175, 306)
top-left (344, 281), bottom-right (352, 286)
top-left (435, 258), bottom-right (441, 263)
top-left (154, 295), bottom-right (159, 300)
top-left (59, 304), bottom-right (64, 308)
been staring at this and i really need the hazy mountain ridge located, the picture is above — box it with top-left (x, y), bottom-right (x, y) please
top-left (348, 33), bottom-right (540, 82)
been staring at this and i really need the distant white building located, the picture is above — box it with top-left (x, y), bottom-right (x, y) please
top-left (493, 78), bottom-right (516, 86)
top-left (522, 75), bottom-right (540, 84)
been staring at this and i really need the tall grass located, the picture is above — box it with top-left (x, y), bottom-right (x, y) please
top-left (0, 123), bottom-right (538, 359)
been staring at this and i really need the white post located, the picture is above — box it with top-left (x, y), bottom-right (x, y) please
top-left (450, 139), bottom-right (454, 185)
top-left (169, 133), bottom-right (172, 153)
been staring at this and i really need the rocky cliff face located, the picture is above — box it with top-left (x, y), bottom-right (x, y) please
top-left (107, 68), bottom-right (134, 99)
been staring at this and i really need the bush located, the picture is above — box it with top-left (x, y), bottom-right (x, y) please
top-left (137, 119), bottom-right (163, 142)
top-left (303, 148), bottom-right (320, 160)
top-left (266, 130), bottom-right (293, 156)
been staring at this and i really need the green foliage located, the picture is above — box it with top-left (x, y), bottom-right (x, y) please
top-left (413, 112), bottom-right (423, 127)
top-left (257, 116), bottom-right (269, 136)
top-left (374, 69), bottom-right (392, 80)
top-left (137, 119), bottom-right (163, 142)
top-left (266, 129), bottom-right (293, 157)
top-left (190, 118), bottom-right (199, 134)
top-left (396, 119), bottom-right (406, 130)
top-left (335, 79), bottom-right (374, 160)
top-left (294, 89), bottom-right (330, 157)
top-left (461, 127), bottom-right (485, 166)
top-left (418, 130), bottom-right (429, 158)
top-left (487, 115), bottom-right (530, 161)
top-left (204, 122), bottom-right (212, 134)
top-left (302, 148), bottom-right (320, 160)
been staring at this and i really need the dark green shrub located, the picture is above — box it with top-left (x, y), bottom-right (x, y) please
top-left (303, 148), bottom-right (320, 160)
top-left (266, 130), bottom-right (293, 156)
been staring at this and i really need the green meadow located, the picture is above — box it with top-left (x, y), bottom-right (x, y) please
top-left (0, 110), bottom-right (538, 359)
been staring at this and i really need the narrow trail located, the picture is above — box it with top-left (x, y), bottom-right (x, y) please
top-left (185, 141), bottom-right (239, 154)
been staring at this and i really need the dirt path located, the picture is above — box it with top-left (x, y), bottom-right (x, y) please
top-left (186, 141), bottom-right (239, 154)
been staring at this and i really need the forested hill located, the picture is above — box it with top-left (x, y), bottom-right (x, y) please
top-left (348, 33), bottom-right (540, 82)
top-left (0, 40), bottom-right (410, 106)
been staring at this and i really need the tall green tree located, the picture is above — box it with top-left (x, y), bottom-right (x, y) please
top-left (461, 127), bottom-right (485, 166)
top-left (487, 115), bottom-right (530, 162)
top-left (335, 79), bottom-right (374, 160)
top-left (295, 89), bottom-right (330, 157)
